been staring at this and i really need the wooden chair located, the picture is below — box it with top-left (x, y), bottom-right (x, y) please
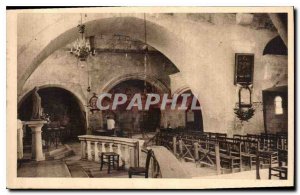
top-left (218, 140), bottom-right (242, 173)
top-left (246, 134), bottom-right (260, 142)
top-left (269, 149), bottom-right (288, 179)
top-left (240, 139), bottom-right (258, 170)
top-left (233, 134), bottom-right (247, 141)
top-left (128, 149), bottom-right (153, 178)
top-left (277, 133), bottom-right (288, 150)
top-left (196, 139), bottom-right (217, 168)
top-left (260, 133), bottom-right (277, 151)
top-left (100, 152), bottom-right (120, 174)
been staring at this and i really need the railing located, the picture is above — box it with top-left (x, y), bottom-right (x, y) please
top-left (78, 135), bottom-right (144, 168)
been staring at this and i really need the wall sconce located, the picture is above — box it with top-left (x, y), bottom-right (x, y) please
top-left (234, 85), bottom-right (255, 122)
top-left (234, 53), bottom-right (255, 122)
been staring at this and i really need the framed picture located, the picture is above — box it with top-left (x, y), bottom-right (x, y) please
top-left (234, 53), bottom-right (254, 85)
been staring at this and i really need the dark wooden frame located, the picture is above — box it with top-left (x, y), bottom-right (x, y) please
top-left (234, 53), bottom-right (255, 85)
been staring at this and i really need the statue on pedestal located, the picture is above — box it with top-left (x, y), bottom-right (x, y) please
top-left (31, 87), bottom-right (42, 120)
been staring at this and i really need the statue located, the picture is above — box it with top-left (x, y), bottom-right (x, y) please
top-left (31, 87), bottom-right (42, 120)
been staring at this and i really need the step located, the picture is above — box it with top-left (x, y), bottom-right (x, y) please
top-left (46, 146), bottom-right (68, 157)
top-left (53, 149), bottom-right (74, 160)
top-left (67, 165), bottom-right (89, 178)
top-left (45, 145), bottom-right (75, 160)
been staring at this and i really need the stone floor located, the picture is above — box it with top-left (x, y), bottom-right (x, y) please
top-left (17, 159), bottom-right (71, 177)
top-left (198, 169), bottom-right (279, 180)
top-left (63, 142), bottom-right (130, 178)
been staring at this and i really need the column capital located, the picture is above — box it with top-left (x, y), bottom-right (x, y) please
top-left (26, 120), bottom-right (47, 128)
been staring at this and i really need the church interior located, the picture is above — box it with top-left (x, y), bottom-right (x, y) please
top-left (16, 12), bottom-right (290, 180)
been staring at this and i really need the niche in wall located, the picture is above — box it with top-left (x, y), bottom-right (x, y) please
top-left (262, 85), bottom-right (288, 133)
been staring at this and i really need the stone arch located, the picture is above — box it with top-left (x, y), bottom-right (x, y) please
top-left (98, 76), bottom-right (168, 133)
top-left (172, 86), bottom-right (190, 96)
top-left (100, 73), bottom-right (170, 94)
top-left (18, 14), bottom-right (246, 131)
top-left (18, 85), bottom-right (88, 138)
top-left (263, 35), bottom-right (287, 55)
top-left (18, 16), bottom-right (186, 93)
top-left (176, 88), bottom-right (204, 132)
top-left (18, 84), bottom-right (86, 113)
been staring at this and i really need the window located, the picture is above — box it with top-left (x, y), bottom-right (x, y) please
top-left (274, 96), bottom-right (283, 115)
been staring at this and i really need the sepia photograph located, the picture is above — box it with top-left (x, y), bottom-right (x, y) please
top-left (6, 6), bottom-right (294, 189)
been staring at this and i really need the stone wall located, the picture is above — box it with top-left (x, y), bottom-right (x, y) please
top-left (17, 13), bottom-right (289, 135)
top-left (263, 89), bottom-right (288, 133)
top-left (20, 36), bottom-right (178, 131)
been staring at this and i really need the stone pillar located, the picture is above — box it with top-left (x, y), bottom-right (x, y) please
top-left (101, 143), bottom-right (106, 153)
top-left (87, 141), bottom-right (92, 161)
top-left (81, 140), bottom-right (87, 159)
top-left (17, 119), bottom-right (24, 160)
top-left (109, 143), bottom-right (113, 152)
top-left (129, 147), bottom-right (135, 167)
top-left (94, 142), bottom-right (99, 162)
top-left (117, 144), bottom-right (123, 166)
top-left (27, 121), bottom-right (47, 161)
top-left (137, 140), bottom-right (144, 167)
top-left (124, 145), bottom-right (130, 169)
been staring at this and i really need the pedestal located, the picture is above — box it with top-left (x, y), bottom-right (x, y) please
top-left (26, 120), bottom-right (47, 161)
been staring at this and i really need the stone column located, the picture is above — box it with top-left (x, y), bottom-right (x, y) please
top-left (94, 142), bottom-right (99, 162)
top-left (117, 144), bottom-right (123, 167)
top-left (87, 141), bottom-right (92, 161)
top-left (109, 143), bottom-right (114, 152)
top-left (81, 140), bottom-right (87, 159)
top-left (17, 119), bottom-right (24, 160)
top-left (137, 140), bottom-right (144, 167)
top-left (27, 121), bottom-right (47, 161)
top-left (124, 146), bottom-right (130, 169)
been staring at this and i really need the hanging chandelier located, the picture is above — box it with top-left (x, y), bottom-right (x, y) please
top-left (143, 13), bottom-right (149, 97)
top-left (70, 14), bottom-right (94, 61)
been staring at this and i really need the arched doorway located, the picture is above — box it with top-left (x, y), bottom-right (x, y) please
top-left (18, 87), bottom-right (87, 142)
top-left (102, 79), bottom-right (163, 135)
top-left (180, 90), bottom-right (203, 132)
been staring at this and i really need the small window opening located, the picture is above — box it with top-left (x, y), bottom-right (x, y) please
top-left (274, 96), bottom-right (283, 115)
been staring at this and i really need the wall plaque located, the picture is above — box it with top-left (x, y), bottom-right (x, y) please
top-left (234, 53), bottom-right (254, 85)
